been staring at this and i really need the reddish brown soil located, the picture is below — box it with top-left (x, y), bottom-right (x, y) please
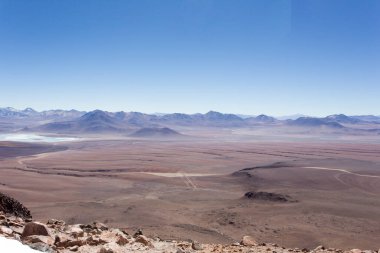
top-left (0, 137), bottom-right (380, 250)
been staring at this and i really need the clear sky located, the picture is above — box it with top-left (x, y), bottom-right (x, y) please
top-left (0, 0), bottom-right (379, 116)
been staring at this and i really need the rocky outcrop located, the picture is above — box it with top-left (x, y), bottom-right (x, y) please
top-left (240, 236), bottom-right (257, 246)
top-left (1, 211), bottom-right (379, 253)
top-left (0, 193), bottom-right (32, 218)
top-left (22, 222), bottom-right (50, 238)
top-left (243, 191), bottom-right (293, 202)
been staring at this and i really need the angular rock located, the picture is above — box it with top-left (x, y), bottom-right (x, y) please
top-left (22, 222), bottom-right (50, 238)
top-left (69, 245), bottom-right (79, 251)
top-left (7, 220), bottom-right (23, 228)
top-left (0, 225), bottom-right (13, 235)
top-left (98, 246), bottom-right (115, 253)
top-left (66, 225), bottom-right (84, 238)
top-left (29, 242), bottom-right (55, 253)
top-left (86, 235), bottom-right (108, 246)
top-left (136, 235), bottom-right (153, 247)
top-left (92, 221), bottom-right (108, 231)
top-left (240, 235), bottom-right (258, 246)
top-left (56, 238), bottom-right (85, 248)
top-left (23, 235), bottom-right (54, 245)
top-left (10, 226), bottom-right (24, 235)
top-left (99, 230), bottom-right (118, 243)
top-left (314, 245), bottom-right (325, 251)
top-left (192, 241), bottom-right (203, 250)
top-left (47, 219), bottom-right (65, 230)
top-left (134, 228), bottom-right (143, 237)
top-left (14, 233), bottom-right (21, 241)
top-left (116, 234), bottom-right (129, 246)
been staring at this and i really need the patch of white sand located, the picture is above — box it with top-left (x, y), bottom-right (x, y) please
top-left (0, 133), bottom-right (78, 143)
top-left (0, 236), bottom-right (41, 253)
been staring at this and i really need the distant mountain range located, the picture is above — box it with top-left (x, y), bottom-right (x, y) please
top-left (0, 107), bottom-right (85, 121)
top-left (1, 107), bottom-right (379, 134)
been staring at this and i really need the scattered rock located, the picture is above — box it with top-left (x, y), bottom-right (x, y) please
top-left (98, 246), bottom-right (114, 253)
top-left (0, 225), bottom-right (13, 235)
top-left (22, 222), bottom-right (50, 238)
top-left (136, 235), bottom-right (153, 247)
top-left (69, 245), bottom-right (79, 251)
top-left (116, 234), bottom-right (129, 246)
top-left (134, 228), bottom-right (143, 237)
top-left (1, 192), bottom-right (376, 253)
top-left (55, 237), bottom-right (85, 248)
top-left (47, 219), bottom-right (65, 227)
top-left (192, 241), bottom-right (203, 250)
top-left (92, 221), bottom-right (108, 231)
top-left (244, 191), bottom-right (290, 202)
top-left (28, 242), bottom-right (55, 253)
top-left (22, 235), bottom-right (54, 245)
top-left (240, 236), bottom-right (258, 246)
top-left (86, 236), bottom-right (108, 246)
top-left (314, 245), bottom-right (325, 251)
top-left (10, 226), bottom-right (24, 235)
top-left (177, 248), bottom-right (185, 253)
top-left (66, 225), bottom-right (84, 238)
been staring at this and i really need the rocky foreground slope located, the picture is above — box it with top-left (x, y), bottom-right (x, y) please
top-left (0, 193), bottom-right (379, 253)
top-left (0, 212), bottom-right (379, 253)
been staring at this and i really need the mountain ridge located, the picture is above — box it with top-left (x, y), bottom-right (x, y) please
top-left (1, 107), bottom-right (380, 134)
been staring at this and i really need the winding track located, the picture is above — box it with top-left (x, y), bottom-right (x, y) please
top-left (302, 167), bottom-right (380, 179)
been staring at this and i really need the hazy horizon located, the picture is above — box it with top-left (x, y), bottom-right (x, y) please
top-left (2, 105), bottom-right (380, 118)
top-left (1, 0), bottom-right (379, 116)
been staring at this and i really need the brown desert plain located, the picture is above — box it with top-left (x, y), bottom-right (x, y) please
top-left (1, 129), bottom-right (380, 250)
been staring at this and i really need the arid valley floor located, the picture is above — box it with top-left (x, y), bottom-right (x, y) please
top-left (1, 131), bottom-right (380, 250)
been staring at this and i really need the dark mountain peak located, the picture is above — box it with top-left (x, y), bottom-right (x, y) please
top-left (205, 111), bottom-right (223, 117)
top-left (206, 110), bottom-right (221, 115)
top-left (3, 107), bottom-right (18, 112)
top-left (39, 109), bottom-right (124, 133)
top-left (22, 107), bottom-right (37, 113)
top-left (79, 110), bottom-right (114, 122)
top-left (130, 127), bottom-right (181, 137)
top-left (204, 111), bottom-right (243, 121)
top-left (0, 107), bottom-right (27, 117)
top-left (123, 112), bottom-right (156, 124)
top-left (255, 114), bottom-right (276, 122)
top-left (128, 111), bottom-right (144, 116)
top-left (326, 114), bottom-right (348, 120)
top-left (329, 113), bottom-right (347, 117)
top-left (351, 115), bottom-right (380, 123)
top-left (325, 114), bottom-right (360, 124)
top-left (114, 111), bottom-right (126, 120)
top-left (289, 117), bottom-right (344, 128)
top-left (161, 113), bottom-right (193, 120)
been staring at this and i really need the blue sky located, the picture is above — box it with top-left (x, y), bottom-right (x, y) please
top-left (0, 0), bottom-right (379, 116)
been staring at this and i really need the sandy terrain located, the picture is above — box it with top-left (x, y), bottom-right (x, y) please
top-left (0, 135), bottom-right (380, 250)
